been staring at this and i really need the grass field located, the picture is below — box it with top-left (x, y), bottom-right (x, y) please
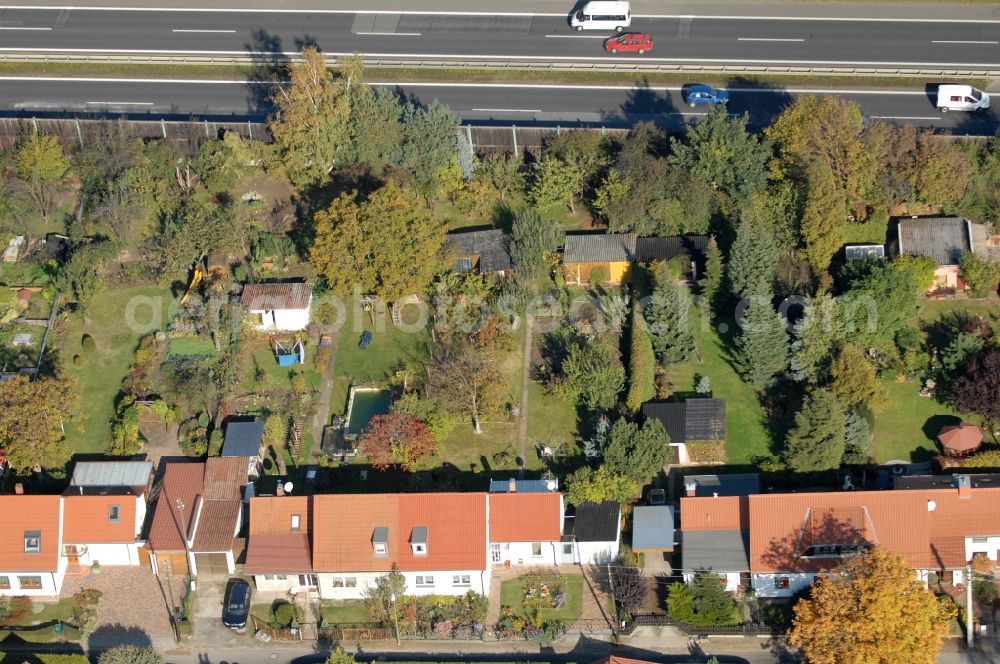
top-left (499, 574), bottom-right (584, 622)
top-left (332, 301), bottom-right (429, 384)
top-left (668, 303), bottom-right (774, 464)
top-left (321, 602), bottom-right (371, 625)
top-left (870, 380), bottom-right (970, 463)
top-left (61, 284), bottom-right (172, 455)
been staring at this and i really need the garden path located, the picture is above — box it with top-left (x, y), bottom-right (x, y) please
top-left (309, 332), bottom-right (339, 462)
top-left (516, 316), bottom-right (533, 478)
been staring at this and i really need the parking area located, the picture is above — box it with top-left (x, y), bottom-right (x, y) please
top-left (59, 566), bottom-right (175, 643)
top-left (190, 575), bottom-right (252, 648)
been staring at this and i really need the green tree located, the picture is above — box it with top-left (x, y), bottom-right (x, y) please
top-left (268, 47), bottom-right (347, 188)
top-left (843, 407), bottom-right (873, 464)
top-left (60, 242), bottom-right (113, 311)
top-left (727, 220), bottom-right (778, 300)
top-left (700, 235), bottom-right (724, 310)
top-left (109, 395), bottom-right (142, 456)
top-left (263, 414), bottom-right (287, 449)
top-left (841, 257), bottom-right (934, 351)
top-left (830, 344), bottom-right (887, 413)
top-left (11, 133), bottom-right (70, 228)
top-left (0, 377), bottom-right (78, 471)
top-left (959, 252), bottom-right (1000, 296)
top-left (670, 106), bottom-right (771, 210)
top-left (603, 418), bottom-right (670, 482)
top-left (346, 86), bottom-right (404, 170)
top-left (363, 565), bottom-right (407, 624)
top-left (554, 335), bottom-right (625, 410)
top-left (564, 465), bottom-right (640, 507)
top-left (734, 292), bottom-right (789, 389)
top-left (784, 389), bottom-right (846, 472)
top-left (800, 158), bottom-right (848, 274)
top-left (325, 647), bottom-right (357, 664)
top-left (625, 300), bottom-right (655, 413)
top-left (426, 336), bottom-right (507, 434)
top-left (790, 294), bottom-right (841, 383)
top-left (477, 153), bottom-right (525, 202)
top-left (310, 183), bottom-right (444, 302)
top-left (645, 281), bottom-right (695, 366)
top-left (97, 646), bottom-right (163, 664)
top-left (400, 100), bottom-right (460, 189)
top-left (509, 209), bottom-right (560, 281)
top-left (531, 153), bottom-right (585, 213)
top-left (667, 576), bottom-right (741, 627)
top-left (790, 548), bottom-right (955, 664)
top-left (159, 196), bottom-right (252, 275)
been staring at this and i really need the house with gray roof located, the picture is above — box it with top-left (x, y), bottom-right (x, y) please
top-left (562, 233), bottom-right (636, 285)
top-left (445, 229), bottom-right (512, 275)
top-left (890, 217), bottom-right (976, 292)
top-left (562, 501), bottom-right (621, 565)
top-left (632, 505), bottom-right (675, 557)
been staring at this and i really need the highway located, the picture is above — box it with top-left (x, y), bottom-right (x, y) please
top-left (1, 78), bottom-right (996, 135)
top-left (0, 7), bottom-right (998, 70)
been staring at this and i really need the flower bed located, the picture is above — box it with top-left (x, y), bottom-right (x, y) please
top-left (519, 574), bottom-right (567, 610)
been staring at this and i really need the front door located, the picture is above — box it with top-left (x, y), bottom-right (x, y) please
top-left (490, 543), bottom-right (502, 564)
top-left (561, 542), bottom-right (575, 564)
top-left (299, 574), bottom-right (318, 588)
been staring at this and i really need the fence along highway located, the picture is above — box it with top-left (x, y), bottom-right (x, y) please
top-left (0, 8), bottom-right (999, 72)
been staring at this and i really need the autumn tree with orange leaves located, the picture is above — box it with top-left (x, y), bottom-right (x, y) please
top-left (361, 412), bottom-right (437, 471)
top-left (789, 547), bottom-right (955, 664)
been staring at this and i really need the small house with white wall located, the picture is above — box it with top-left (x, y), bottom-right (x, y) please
top-left (0, 495), bottom-right (65, 597)
top-left (680, 495), bottom-right (750, 593)
top-left (241, 282), bottom-right (313, 332)
top-left (563, 501), bottom-right (621, 565)
top-left (487, 487), bottom-right (564, 567)
top-left (61, 489), bottom-right (145, 568)
top-left (245, 495), bottom-right (315, 596)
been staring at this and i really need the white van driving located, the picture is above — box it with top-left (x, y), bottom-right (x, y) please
top-left (936, 85), bottom-right (990, 112)
top-left (570, 1), bottom-right (631, 32)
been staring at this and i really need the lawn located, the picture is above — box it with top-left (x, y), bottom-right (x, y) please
top-left (667, 303), bottom-right (774, 464)
top-left (61, 283), bottom-right (173, 455)
top-left (321, 602), bottom-right (371, 625)
top-left (332, 300), bottom-right (429, 384)
top-left (499, 573), bottom-right (584, 622)
top-left (239, 341), bottom-right (323, 395)
top-left (527, 383), bottom-right (581, 462)
top-left (0, 599), bottom-right (81, 644)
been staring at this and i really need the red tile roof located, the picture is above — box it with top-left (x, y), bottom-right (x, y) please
top-left (191, 499), bottom-right (242, 552)
top-left (0, 495), bottom-right (60, 572)
top-left (241, 283), bottom-right (312, 311)
top-left (245, 497), bottom-right (312, 573)
top-left (147, 463), bottom-right (204, 552)
top-left (489, 493), bottom-right (562, 542)
top-left (680, 496), bottom-right (748, 532)
top-left (312, 493), bottom-right (487, 573)
top-left (63, 494), bottom-right (137, 543)
top-left (747, 485), bottom-right (1000, 573)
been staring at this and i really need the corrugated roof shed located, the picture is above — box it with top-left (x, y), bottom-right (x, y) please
top-left (563, 234), bottom-right (636, 263)
top-left (573, 501), bottom-right (620, 542)
top-left (222, 421), bottom-right (264, 458)
top-left (635, 235), bottom-right (709, 264)
top-left (445, 229), bottom-right (512, 273)
top-left (241, 282), bottom-right (313, 311)
top-left (897, 217), bottom-right (971, 266)
top-left (642, 398), bottom-right (726, 444)
top-left (70, 461), bottom-right (152, 489)
top-left (684, 473), bottom-right (761, 498)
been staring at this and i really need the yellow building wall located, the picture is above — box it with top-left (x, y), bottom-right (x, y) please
top-left (564, 261), bottom-right (631, 285)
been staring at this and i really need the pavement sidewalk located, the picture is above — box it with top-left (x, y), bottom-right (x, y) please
top-left (4, 0), bottom-right (999, 22)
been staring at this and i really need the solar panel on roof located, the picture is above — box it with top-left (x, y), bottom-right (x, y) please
top-left (684, 398), bottom-right (725, 441)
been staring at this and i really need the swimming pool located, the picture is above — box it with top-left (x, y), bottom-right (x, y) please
top-left (344, 387), bottom-right (392, 436)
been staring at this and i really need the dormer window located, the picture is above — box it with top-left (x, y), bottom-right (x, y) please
top-left (108, 504), bottom-right (120, 523)
top-left (411, 526), bottom-right (428, 556)
top-left (24, 531), bottom-right (40, 554)
top-left (373, 526), bottom-right (389, 557)
top-left (291, 515), bottom-right (301, 532)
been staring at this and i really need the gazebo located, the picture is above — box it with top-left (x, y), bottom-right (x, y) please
top-left (938, 422), bottom-right (984, 457)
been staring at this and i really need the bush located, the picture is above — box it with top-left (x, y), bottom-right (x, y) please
top-left (960, 252), bottom-right (1000, 296)
top-left (6, 597), bottom-right (33, 624)
top-left (625, 302), bottom-right (655, 413)
top-left (97, 646), bottom-right (162, 664)
top-left (72, 588), bottom-right (102, 608)
top-left (685, 441), bottom-right (727, 464)
top-left (81, 334), bottom-right (96, 353)
top-left (432, 618), bottom-right (453, 637)
top-left (589, 266), bottom-right (608, 288)
top-left (0, 596), bottom-right (10, 625)
top-left (273, 602), bottom-right (301, 628)
top-left (72, 355), bottom-right (82, 367)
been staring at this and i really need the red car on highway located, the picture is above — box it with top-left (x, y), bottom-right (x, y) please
top-left (604, 33), bottom-right (653, 54)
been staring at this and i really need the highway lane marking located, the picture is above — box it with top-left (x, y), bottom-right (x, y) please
top-left (931, 40), bottom-right (999, 45)
top-left (2, 48), bottom-right (997, 69)
top-left (737, 38), bottom-right (804, 42)
top-left (3, 6), bottom-right (1000, 24)
top-left (0, 26), bottom-right (51, 30)
top-left (544, 35), bottom-right (608, 39)
top-left (472, 108), bottom-right (540, 113)
top-left (355, 31), bottom-right (422, 36)
top-left (869, 115), bottom-right (941, 120)
top-left (172, 29), bottom-right (236, 33)
top-left (85, 101), bottom-right (155, 105)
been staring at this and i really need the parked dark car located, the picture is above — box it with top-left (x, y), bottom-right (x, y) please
top-left (684, 84), bottom-right (730, 107)
top-left (222, 579), bottom-right (251, 630)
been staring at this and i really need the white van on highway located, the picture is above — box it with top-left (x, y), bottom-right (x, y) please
top-left (936, 85), bottom-right (990, 112)
top-left (570, 1), bottom-right (631, 32)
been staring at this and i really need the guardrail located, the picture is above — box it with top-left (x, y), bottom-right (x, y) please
top-left (0, 51), bottom-right (998, 78)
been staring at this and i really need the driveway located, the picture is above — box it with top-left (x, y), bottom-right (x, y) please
top-left (190, 574), bottom-right (251, 648)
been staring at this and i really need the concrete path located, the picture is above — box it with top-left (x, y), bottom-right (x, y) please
top-left (517, 315), bottom-right (533, 478)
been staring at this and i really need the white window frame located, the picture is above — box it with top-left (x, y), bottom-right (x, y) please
top-left (531, 542), bottom-right (543, 557)
top-left (24, 533), bottom-right (40, 554)
top-left (330, 576), bottom-right (357, 588)
top-left (374, 542), bottom-right (387, 557)
top-left (263, 574), bottom-right (288, 581)
top-left (291, 515), bottom-right (301, 532)
top-left (415, 575), bottom-right (434, 587)
top-left (452, 574), bottom-right (471, 587)
top-left (413, 543), bottom-right (427, 555)
top-left (17, 575), bottom-right (42, 590)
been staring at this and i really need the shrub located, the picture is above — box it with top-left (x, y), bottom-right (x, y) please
top-left (685, 441), bottom-right (727, 464)
top-left (625, 301), bottom-right (655, 413)
top-left (0, 596), bottom-right (10, 625)
top-left (81, 334), bottom-right (96, 353)
top-left (72, 355), bottom-right (82, 367)
top-left (97, 646), bottom-right (162, 664)
top-left (72, 588), bottom-right (103, 608)
top-left (7, 596), bottom-right (33, 624)
top-left (273, 602), bottom-right (301, 627)
top-left (432, 618), bottom-right (453, 637)
top-left (589, 266), bottom-right (608, 288)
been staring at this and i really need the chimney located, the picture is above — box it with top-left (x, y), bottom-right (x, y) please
top-left (957, 474), bottom-right (972, 499)
top-left (14, 483), bottom-right (23, 495)
top-left (508, 478), bottom-right (517, 493)
top-left (685, 481), bottom-right (697, 497)
top-left (79, 486), bottom-right (83, 495)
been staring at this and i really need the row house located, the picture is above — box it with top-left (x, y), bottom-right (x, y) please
top-left (680, 474), bottom-right (1000, 598)
top-left (0, 461), bottom-right (152, 597)
top-left (244, 488), bottom-right (616, 599)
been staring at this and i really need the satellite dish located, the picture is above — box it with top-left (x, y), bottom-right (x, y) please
top-left (283, 482), bottom-right (294, 494)
top-left (546, 480), bottom-right (557, 492)
top-left (927, 500), bottom-right (937, 512)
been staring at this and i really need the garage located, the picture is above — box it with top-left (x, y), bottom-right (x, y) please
top-left (194, 552), bottom-right (231, 576)
top-left (154, 552), bottom-right (189, 577)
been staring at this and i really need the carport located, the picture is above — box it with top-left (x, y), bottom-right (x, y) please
top-left (632, 505), bottom-right (675, 556)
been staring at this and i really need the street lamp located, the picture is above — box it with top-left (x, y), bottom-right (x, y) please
top-left (390, 593), bottom-right (400, 645)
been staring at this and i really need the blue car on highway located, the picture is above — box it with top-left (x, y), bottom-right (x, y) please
top-left (684, 85), bottom-right (729, 108)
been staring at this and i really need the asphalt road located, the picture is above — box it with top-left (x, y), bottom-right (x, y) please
top-left (1, 78), bottom-right (996, 134)
top-left (0, 7), bottom-right (998, 69)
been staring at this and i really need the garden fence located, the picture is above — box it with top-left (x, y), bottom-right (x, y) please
top-left (622, 613), bottom-right (783, 638)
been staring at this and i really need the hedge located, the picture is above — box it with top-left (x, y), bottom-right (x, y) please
top-left (0, 655), bottom-right (89, 664)
top-left (625, 302), bottom-right (655, 414)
